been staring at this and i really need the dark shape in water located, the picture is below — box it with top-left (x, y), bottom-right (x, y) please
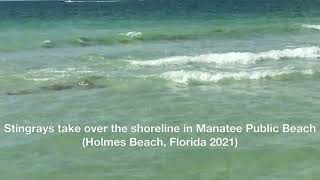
top-left (41, 79), bottom-right (100, 91)
top-left (41, 84), bottom-right (73, 91)
top-left (6, 90), bottom-right (33, 96)
top-left (6, 79), bottom-right (105, 96)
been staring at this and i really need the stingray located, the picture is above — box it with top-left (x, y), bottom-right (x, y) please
top-left (6, 79), bottom-right (105, 96)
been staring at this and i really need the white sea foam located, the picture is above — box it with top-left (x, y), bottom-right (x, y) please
top-left (23, 77), bottom-right (56, 81)
top-left (302, 24), bottom-right (320, 30)
top-left (129, 47), bottom-right (320, 66)
top-left (120, 31), bottom-right (143, 38)
top-left (160, 69), bottom-right (314, 84)
top-left (23, 67), bottom-right (96, 81)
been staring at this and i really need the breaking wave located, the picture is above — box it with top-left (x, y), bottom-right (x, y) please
top-left (302, 24), bottom-right (320, 30)
top-left (129, 47), bottom-right (320, 66)
top-left (160, 69), bottom-right (315, 84)
top-left (23, 67), bottom-right (96, 81)
top-left (119, 31), bottom-right (143, 38)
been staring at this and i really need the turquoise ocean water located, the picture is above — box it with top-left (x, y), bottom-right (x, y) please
top-left (1, 0), bottom-right (320, 179)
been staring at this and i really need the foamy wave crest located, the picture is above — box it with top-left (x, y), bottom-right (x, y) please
top-left (160, 69), bottom-right (314, 84)
top-left (129, 47), bottom-right (320, 66)
top-left (120, 31), bottom-right (143, 38)
top-left (302, 24), bottom-right (320, 30)
top-left (23, 67), bottom-right (96, 81)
